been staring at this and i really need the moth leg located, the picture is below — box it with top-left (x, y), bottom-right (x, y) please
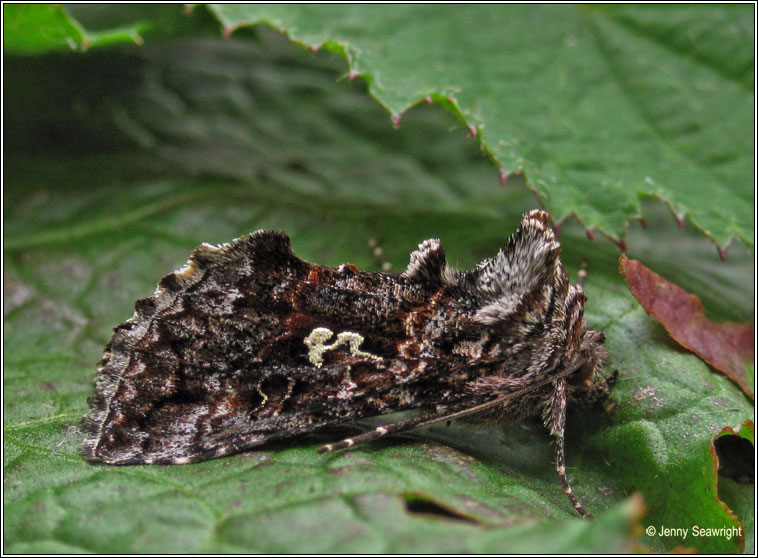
top-left (546, 377), bottom-right (593, 519)
top-left (599, 370), bottom-right (619, 414)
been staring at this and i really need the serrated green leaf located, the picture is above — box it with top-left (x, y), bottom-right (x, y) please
top-left (206, 3), bottom-right (754, 252)
top-left (2, 4), bottom-right (145, 53)
top-left (4, 14), bottom-right (752, 555)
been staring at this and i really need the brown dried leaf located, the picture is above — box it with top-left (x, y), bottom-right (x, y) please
top-left (619, 255), bottom-right (754, 399)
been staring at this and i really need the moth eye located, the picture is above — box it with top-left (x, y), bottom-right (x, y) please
top-left (584, 330), bottom-right (605, 345)
top-left (570, 362), bottom-right (596, 387)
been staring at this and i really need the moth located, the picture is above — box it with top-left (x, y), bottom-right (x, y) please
top-left (82, 210), bottom-right (613, 518)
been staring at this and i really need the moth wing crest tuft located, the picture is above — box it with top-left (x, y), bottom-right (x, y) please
top-left (464, 211), bottom-right (563, 324)
top-left (403, 238), bottom-right (459, 285)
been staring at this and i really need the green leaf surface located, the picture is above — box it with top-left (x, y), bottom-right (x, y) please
top-left (206, 3), bottom-right (754, 252)
top-left (4, 8), bottom-right (753, 555)
top-left (2, 4), bottom-right (145, 53)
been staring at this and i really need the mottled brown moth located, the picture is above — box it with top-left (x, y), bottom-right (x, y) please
top-left (82, 210), bottom-right (613, 517)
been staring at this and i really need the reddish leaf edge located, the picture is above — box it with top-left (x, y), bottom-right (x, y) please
top-left (619, 255), bottom-right (754, 399)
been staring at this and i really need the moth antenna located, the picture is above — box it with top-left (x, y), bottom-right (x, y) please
top-left (321, 359), bottom-right (591, 454)
top-left (576, 258), bottom-right (588, 288)
top-left (368, 238), bottom-right (392, 272)
top-left (318, 397), bottom-right (511, 454)
top-left (318, 414), bottom-right (428, 453)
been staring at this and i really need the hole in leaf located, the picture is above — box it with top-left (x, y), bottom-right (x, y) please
top-left (714, 434), bottom-right (754, 484)
top-left (403, 493), bottom-right (477, 524)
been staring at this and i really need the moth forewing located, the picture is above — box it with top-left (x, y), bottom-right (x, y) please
top-left (82, 209), bottom-right (611, 517)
